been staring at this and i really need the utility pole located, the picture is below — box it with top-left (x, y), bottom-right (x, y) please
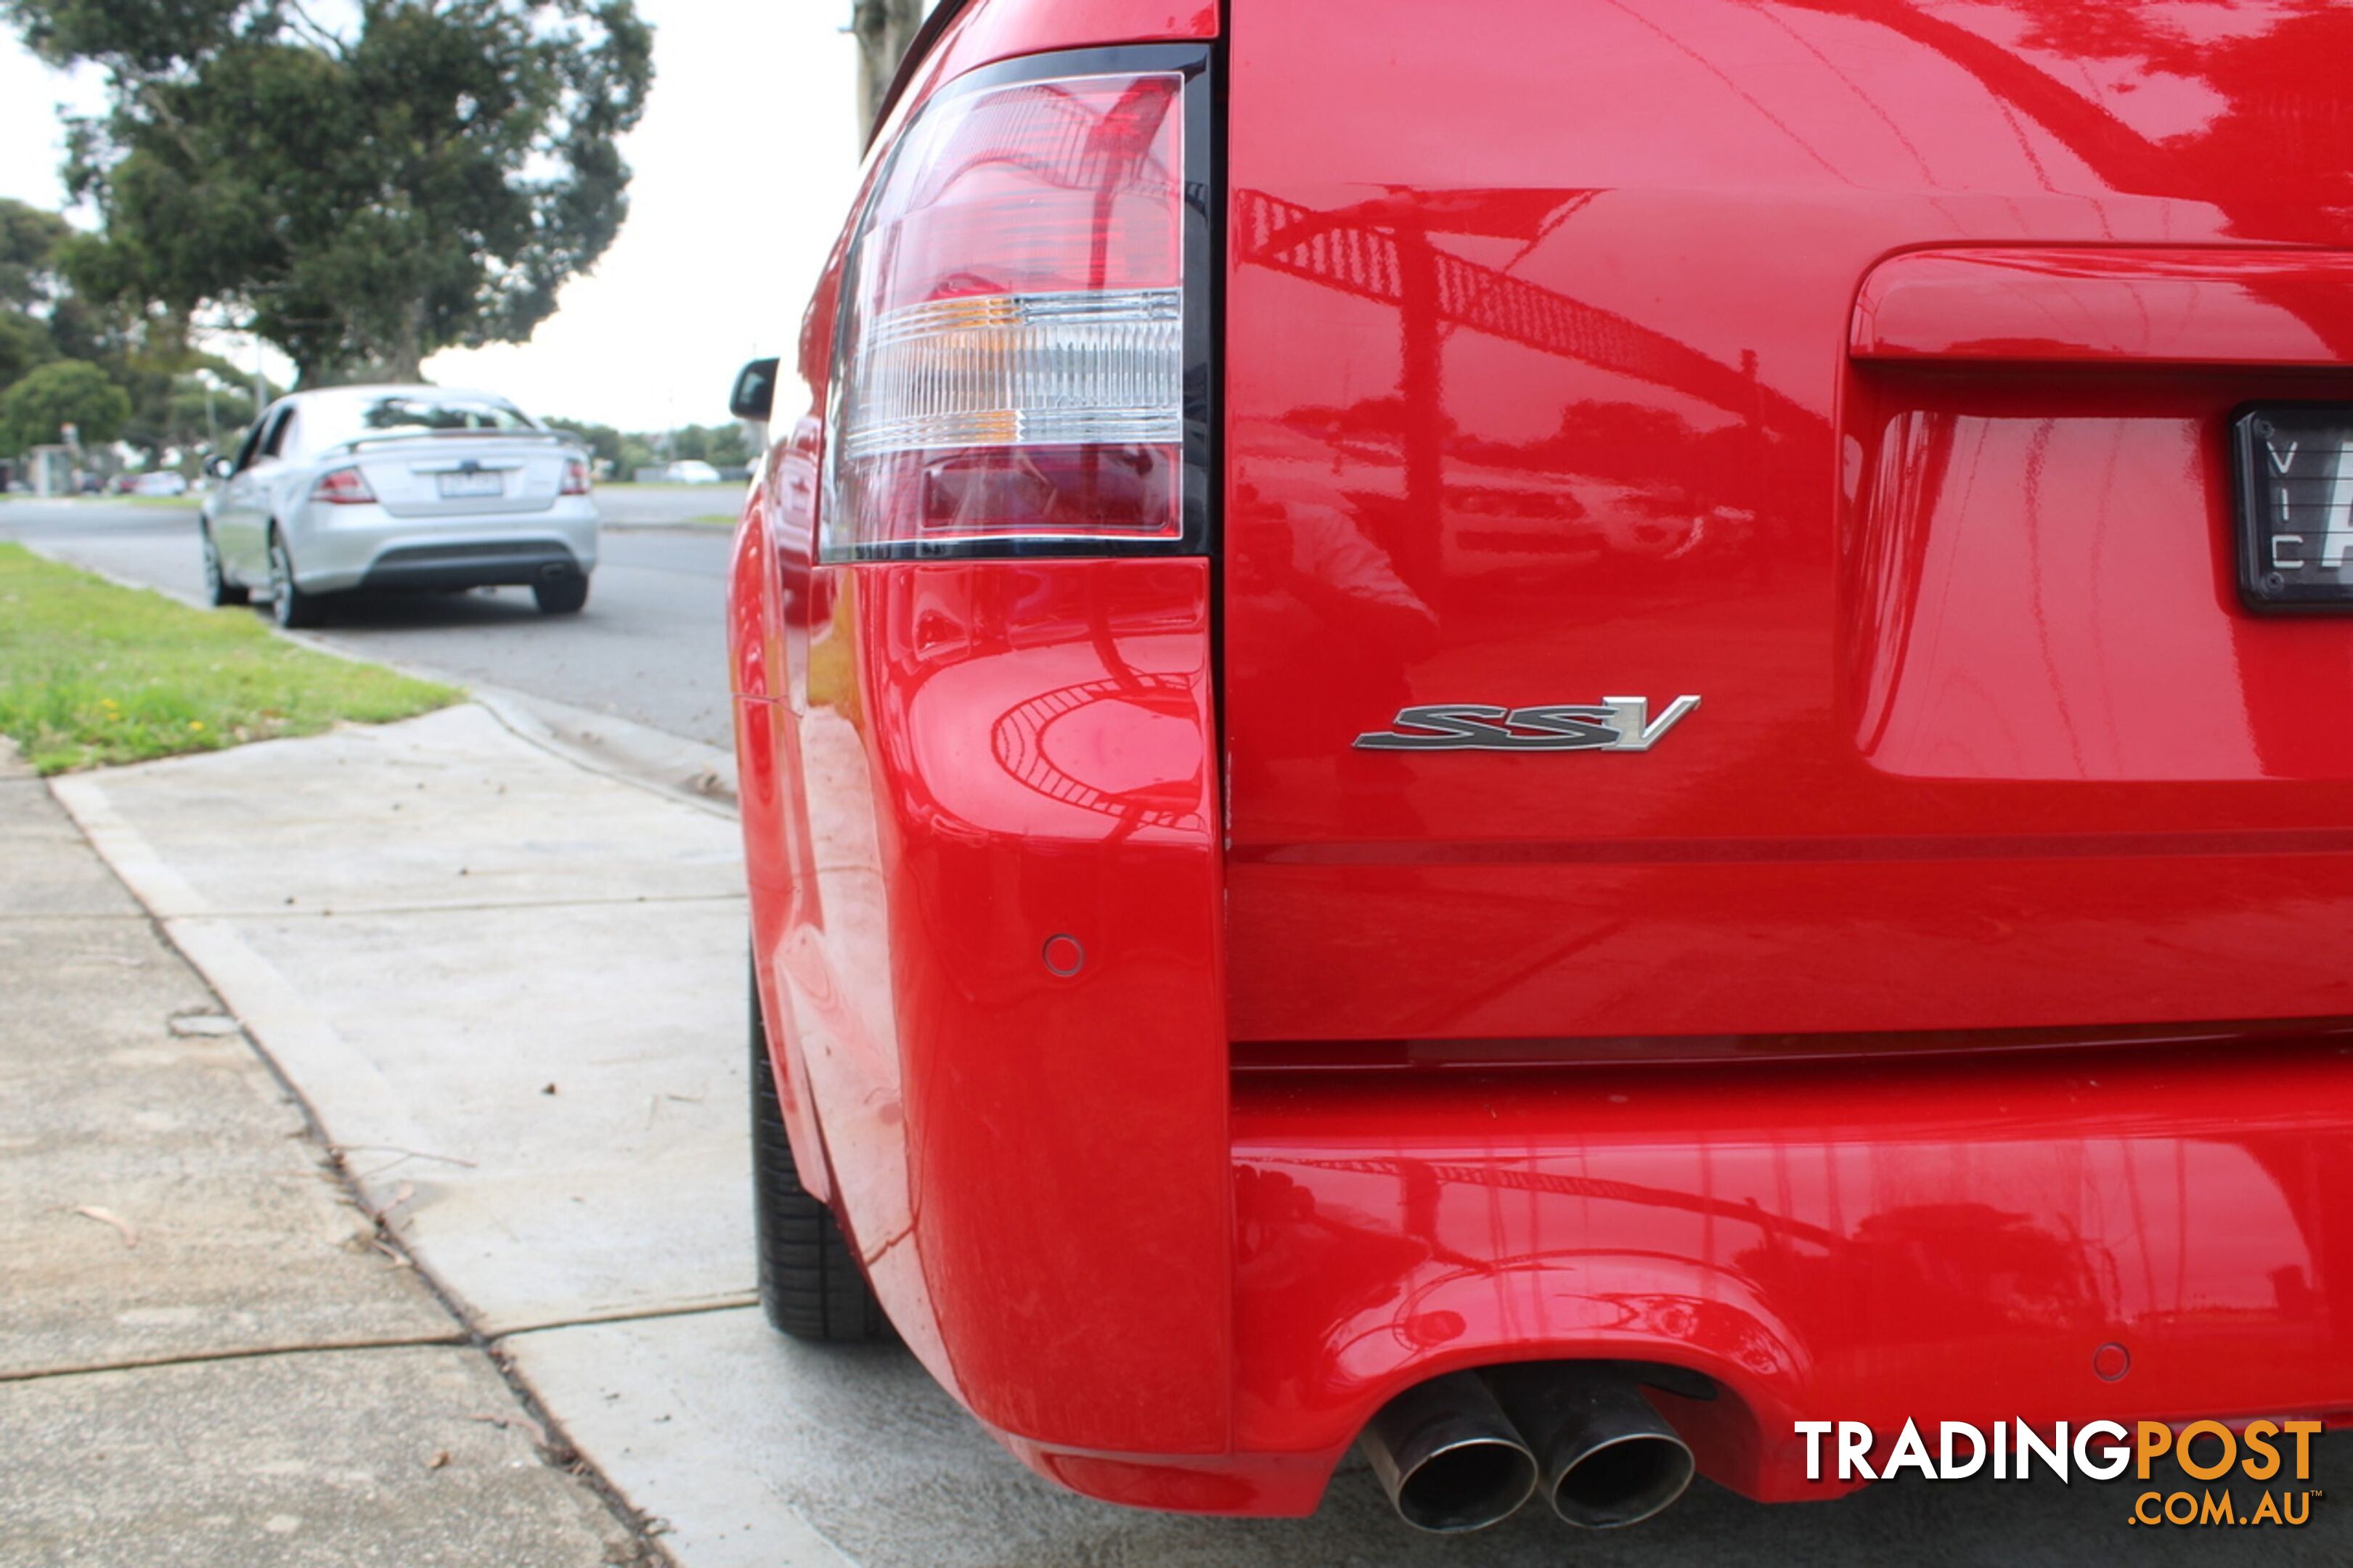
top-left (850, 0), bottom-right (928, 134)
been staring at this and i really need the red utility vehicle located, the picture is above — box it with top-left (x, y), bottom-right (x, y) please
top-left (726, 0), bottom-right (2353, 1532)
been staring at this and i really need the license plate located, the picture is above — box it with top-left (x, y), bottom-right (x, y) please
top-left (436, 469), bottom-right (505, 499)
top-left (2235, 404), bottom-right (2353, 612)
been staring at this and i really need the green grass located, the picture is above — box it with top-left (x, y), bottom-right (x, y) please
top-left (0, 544), bottom-right (462, 775)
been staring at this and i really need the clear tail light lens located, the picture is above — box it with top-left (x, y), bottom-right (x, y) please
top-left (824, 58), bottom-right (1203, 560)
top-left (310, 466), bottom-right (376, 506)
top-left (561, 457), bottom-right (590, 496)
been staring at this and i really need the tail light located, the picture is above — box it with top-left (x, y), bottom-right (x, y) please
top-left (823, 47), bottom-right (1211, 561)
top-left (561, 457), bottom-right (591, 496)
top-left (311, 466), bottom-right (376, 506)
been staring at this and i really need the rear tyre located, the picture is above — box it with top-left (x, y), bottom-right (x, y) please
top-left (533, 573), bottom-right (590, 615)
top-left (751, 956), bottom-right (889, 1342)
top-left (200, 526), bottom-right (249, 607)
top-left (267, 528), bottom-right (327, 629)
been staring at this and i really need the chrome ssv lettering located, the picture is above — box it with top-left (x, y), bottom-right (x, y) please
top-left (1353, 695), bottom-right (1700, 752)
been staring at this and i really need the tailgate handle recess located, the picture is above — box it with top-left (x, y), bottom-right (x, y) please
top-left (1851, 248), bottom-right (2353, 368)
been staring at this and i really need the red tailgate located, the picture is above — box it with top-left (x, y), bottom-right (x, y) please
top-left (1220, 0), bottom-right (2353, 1050)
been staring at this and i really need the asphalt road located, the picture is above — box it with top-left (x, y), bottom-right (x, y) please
top-left (588, 481), bottom-right (749, 528)
top-left (0, 496), bottom-right (739, 749)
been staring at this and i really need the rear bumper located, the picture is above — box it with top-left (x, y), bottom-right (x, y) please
top-left (991, 1040), bottom-right (2353, 1514)
top-left (357, 539), bottom-right (587, 591)
top-left (1222, 1041), bottom-right (2353, 1508)
top-left (285, 499), bottom-right (598, 592)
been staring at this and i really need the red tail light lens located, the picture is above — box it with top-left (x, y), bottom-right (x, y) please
top-left (561, 457), bottom-right (590, 496)
top-left (824, 54), bottom-right (1206, 561)
top-left (310, 466), bottom-right (376, 506)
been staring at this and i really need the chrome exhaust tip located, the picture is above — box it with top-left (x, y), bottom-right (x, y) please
top-left (1358, 1370), bottom-right (1540, 1533)
top-left (1486, 1365), bottom-right (1696, 1528)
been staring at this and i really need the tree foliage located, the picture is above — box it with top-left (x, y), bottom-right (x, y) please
top-left (544, 415), bottom-right (751, 478)
top-left (542, 414), bottom-right (619, 467)
top-left (7, 0), bottom-right (655, 385)
top-left (0, 311), bottom-right (57, 392)
top-left (669, 420), bottom-right (749, 467)
top-left (1, 358), bottom-right (131, 454)
top-left (0, 195), bottom-right (263, 468)
top-left (7, 0), bottom-right (250, 72)
top-left (0, 199), bottom-right (72, 399)
top-left (0, 198), bottom-right (73, 310)
top-left (115, 355), bottom-right (261, 462)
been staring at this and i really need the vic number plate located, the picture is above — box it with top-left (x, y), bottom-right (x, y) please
top-left (436, 469), bottom-right (504, 499)
top-left (2235, 405), bottom-right (2353, 612)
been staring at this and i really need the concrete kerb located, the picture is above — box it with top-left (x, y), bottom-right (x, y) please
top-left (466, 684), bottom-right (738, 820)
top-left (17, 538), bottom-right (741, 815)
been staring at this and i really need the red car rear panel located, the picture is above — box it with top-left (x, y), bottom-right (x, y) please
top-left (1221, 0), bottom-right (2353, 1045)
top-left (731, 0), bottom-right (2353, 1514)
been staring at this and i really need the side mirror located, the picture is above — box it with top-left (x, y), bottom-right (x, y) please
top-left (204, 454), bottom-right (235, 480)
top-left (729, 357), bottom-right (779, 422)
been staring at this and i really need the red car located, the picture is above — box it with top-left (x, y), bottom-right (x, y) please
top-left (727, 0), bottom-right (2353, 1533)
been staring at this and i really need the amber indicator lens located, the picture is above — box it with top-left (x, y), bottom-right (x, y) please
top-left (2235, 404), bottom-right (2353, 612)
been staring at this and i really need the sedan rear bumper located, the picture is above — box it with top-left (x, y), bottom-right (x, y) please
top-left (358, 539), bottom-right (585, 591)
top-left (285, 498), bottom-right (598, 593)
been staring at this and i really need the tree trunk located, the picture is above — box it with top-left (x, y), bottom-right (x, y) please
top-left (851, 0), bottom-right (929, 135)
top-left (387, 296), bottom-right (425, 384)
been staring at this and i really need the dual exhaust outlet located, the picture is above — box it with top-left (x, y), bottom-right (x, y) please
top-left (1360, 1364), bottom-right (1696, 1533)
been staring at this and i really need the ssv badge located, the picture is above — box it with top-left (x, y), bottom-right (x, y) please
top-left (1354, 695), bottom-right (1700, 752)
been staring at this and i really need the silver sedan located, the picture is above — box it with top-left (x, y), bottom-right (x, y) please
top-left (201, 385), bottom-right (600, 627)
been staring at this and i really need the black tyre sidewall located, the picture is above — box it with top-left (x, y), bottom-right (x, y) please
top-left (534, 573), bottom-right (590, 615)
top-left (269, 530), bottom-right (325, 629)
top-left (200, 526), bottom-right (247, 607)
top-left (750, 954), bottom-right (889, 1342)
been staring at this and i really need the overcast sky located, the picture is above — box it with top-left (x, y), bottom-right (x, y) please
top-left (0, 3), bottom-right (869, 432)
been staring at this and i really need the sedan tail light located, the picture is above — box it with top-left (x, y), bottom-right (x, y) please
top-left (561, 457), bottom-right (591, 496)
top-left (310, 466), bottom-right (377, 506)
top-left (824, 49), bottom-right (1211, 561)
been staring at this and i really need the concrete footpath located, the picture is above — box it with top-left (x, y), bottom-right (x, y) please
top-left (23, 706), bottom-right (2353, 1568)
top-left (0, 739), bottom-right (650, 1566)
